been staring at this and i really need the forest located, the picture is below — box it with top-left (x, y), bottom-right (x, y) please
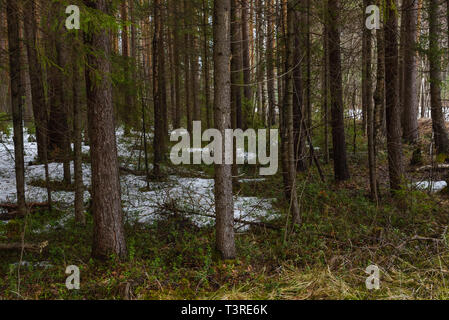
top-left (1, 0), bottom-right (449, 301)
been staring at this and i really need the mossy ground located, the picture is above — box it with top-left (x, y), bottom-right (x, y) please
top-left (1, 122), bottom-right (449, 300)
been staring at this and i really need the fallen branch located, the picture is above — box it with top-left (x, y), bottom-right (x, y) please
top-left (0, 241), bottom-right (48, 253)
top-left (0, 202), bottom-right (49, 211)
top-left (163, 203), bottom-right (280, 230)
top-left (0, 202), bottom-right (51, 220)
top-left (415, 164), bottom-right (449, 172)
top-left (0, 211), bottom-right (21, 221)
top-left (119, 166), bottom-right (146, 176)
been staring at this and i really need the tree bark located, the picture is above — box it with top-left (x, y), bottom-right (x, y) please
top-left (121, 2), bottom-right (133, 133)
top-left (7, 0), bottom-right (26, 216)
top-left (46, 1), bottom-right (71, 184)
top-left (241, 0), bottom-right (252, 129)
top-left (429, 0), bottom-right (449, 156)
top-left (213, 0), bottom-right (236, 260)
top-left (384, 0), bottom-right (405, 191)
top-left (183, 0), bottom-right (192, 133)
top-left (203, 0), bottom-right (212, 128)
top-left (153, 0), bottom-right (167, 177)
top-left (231, 0), bottom-right (244, 130)
top-left (293, 10), bottom-right (308, 172)
top-left (23, 0), bottom-right (48, 162)
top-left (266, 0), bottom-right (276, 126)
top-left (401, 0), bottom-right (419, 143)
top-left (283, 0), bottom-right (301, 225)
top-left (322, 0), bottom-right (330, 164)
top-left (327, 0), bottom-right (350, 181)
top-left (72, 33), bottom-right (85, 226)
top-left (362, 0), bottom-right (377, 201)
top-left (256, 0), bottom-right (266, 125)
top-left (171, 2), bottom-right (181, 129)
top-left (84, 0), bottom-right (127, 260)
top-left (373, 0), bottom-right (386, 141)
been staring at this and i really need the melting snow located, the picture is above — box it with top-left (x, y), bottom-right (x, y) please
top-left (414, 180), bottom-right (448, 193)
top-left (0, 128), bottom-right (276, 231)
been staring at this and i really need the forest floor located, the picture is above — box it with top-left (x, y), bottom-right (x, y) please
top-left (1, 120), bottom-right (449, 300)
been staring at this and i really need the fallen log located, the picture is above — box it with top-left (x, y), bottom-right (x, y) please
top-left (0, 241), bottom-right (48, 253)
top-left (0, 202), bottom-right (49, 211)
top-left (415, 164), bottom-right (449, 172)
top-left (0, 202), bottom-right (51, 220)
top-left (0, 211), bottom-right (22, 221)
top-left (119, 166), bottom-right (146, 176)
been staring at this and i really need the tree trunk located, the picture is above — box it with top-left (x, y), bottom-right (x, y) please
top-left (203, 0), bottom-right (212, 129)
top-left (46, 1), bottom-right (71, 184)
top-left (266, 0), bottom-right (276, 126)
top-left (362, 0), bottom-right (377, 201)
top-left (256, 0), bottom-right (266, 125)
top-left (121, 2), bottom-right (132, 133)
top-left (241, 0), bottom-right (252, 129)
top-left (213, 0), bottom-right (236, 260)
top-left (322, 0), bottom-right (330, 164)
top-left (429, 0), bottom-right (449, 156)
top-left (384, 0), bottom-right (405, 191)
top-left (84, 0), bottom-right (127, 260)
top-left (293, 10), bottom-right (308, 172)
top-left (173, 0), bottom-right (182, 129)
top-left (72, 34), bottom-right (85, 226)
top-left (153, 0), bottom-right (167, 178)
top-left (183, 0), bottom-right (192, 133)
top-left (231, 0), bottom-right (243, 130)
top-left (190, 32), bottom-right (201, 122)
top-left (283, 0), bottom-right (301, 225)
top-left (401, 0), bottom-right (419, 143)
top-left (373, 0), bottom-right (386, 142)
top-left (305, 0), bottom-right (312, 140)
top-left (327, 0), bottom-right (350, 181)
top-left (7, 0), bottom-right (26, 216)
top-left (23, 0), bottom-right (48, 162)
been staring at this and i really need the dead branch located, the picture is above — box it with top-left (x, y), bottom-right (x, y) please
top-left (415, 164), bottom-right (449, 172)
top-left (119, 166), bottom-right (146, 176)
top-left (0, 241), bottom-right (48, 253)
top-left (0, 202), bottom-right (49, 211)
top-left (163, 203), bottom-right (280, 230)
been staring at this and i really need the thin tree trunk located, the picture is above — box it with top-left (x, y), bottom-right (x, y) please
top-left (190, 32), bottom-right (201, 122)
top-left (153, 0), bottom-right (167, 178)
top-left (256, 0), bottom-right (266, 125)
top-left (7, 0), bottom-right (26, 216)
top-left (305, 0), bottom-right (312, 141)
top-left (362, 0), bottom-right (377, 201)
top-left (266, 0), bottom-right (276, 126)
top-left (231, 0), bottom-right (243, 130)
top-left (401, 0), bottom-right (419, 143)
top-left (283, 0), bottom-right (301, 225)
top-left (23, 0), bottom-right (48, 162)
top-left (322, 0), bottom-right (330, 164)
top-left (72, 34), bottom-right (85, 226)
top-left (293, 10), bottom-right (308, 172)
top-left (384, 0), bottom-right (404, 191)
top-left (173, 0), bottom-right (182, 129)
top-left (374, 1), bottom-right (386, 141)
top-left (203, 0), bottom-right (212, 128)
top-left (46, 1), bottom-right (71, 184)
top-left (213, 0), bottom-right (236, 260)
top-left (184, 0), bottom-right (192, 133)
top-left (121, 2), bottom-right (132, 133)
top-left (429, 0), bottom-right (449, 156)
top-left (241, 0), bottom-right (252, 129)
top-left (327, 0), bottom-right (350, 181)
